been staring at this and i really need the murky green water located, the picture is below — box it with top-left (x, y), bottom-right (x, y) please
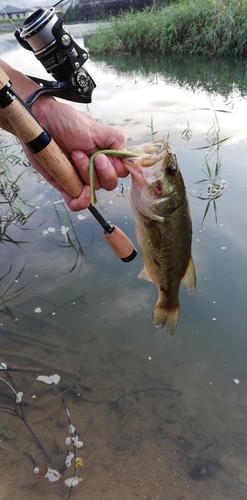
top-left (1, 24), bottom-right (247, 500)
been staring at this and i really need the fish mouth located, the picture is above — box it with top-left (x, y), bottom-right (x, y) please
top-left (124, 155), bottom-right (165, 188)
top-left (123, 157), bottom-right (147, 187)
top-left (127, 140), bottom-right (168, 157)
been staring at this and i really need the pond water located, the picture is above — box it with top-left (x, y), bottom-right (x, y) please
top-left (1, 24), bottom-right (247, 500)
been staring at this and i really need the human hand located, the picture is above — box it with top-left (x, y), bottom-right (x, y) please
top-left (0, 60), bottom-right (128, 211)
top-left (25, 97), bottom-right (128, 211)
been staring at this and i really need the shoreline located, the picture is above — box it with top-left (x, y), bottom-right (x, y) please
top-left (0, 21), bottom-right (15, 33)
top-left (0, 20), bottom-right (109, 41)
top-left (0, 21), bottom-right (108, 56)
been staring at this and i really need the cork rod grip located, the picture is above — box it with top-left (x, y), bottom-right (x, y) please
top-left (104, 227), bottom-right (137, 261)
top-left (0, 67), bottom-right (83, 198)
top-left (0, 67), bottom-right (9, 88)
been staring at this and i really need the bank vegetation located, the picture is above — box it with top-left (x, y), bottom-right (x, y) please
top-left (87, 0), bottom-right (247, 57)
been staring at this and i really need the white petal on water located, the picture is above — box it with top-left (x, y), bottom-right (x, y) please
top-left (0, 363), bottom-right (7, 370)
top-left (69, 424), bottom-right (75, 434)
top-left (47, 227), bottom-right (56, 233)
top-left (64, 477), bottom-right (79, 487)
top-left (71, 435), bottom-right (83, 448)
top-left (221, 247), bottom-right (226, 250)
top-left (44, 468), bottom-right (61, 482)
top-left (148, 357), bottom-right (152, 361)
top-left (37, 374), bottom-right (60, 385)
top-left (16, 391), bottom-right (23, 403)
top-left (65, 452), bottom-right (74, 468)
top-left (34, 467), bottom-right (39, 474)
top-left (65, 437), bottom-right (71, 445)
top-left (212, 318), bottom-right (216, 321)
top-left (37, 375), bottom-right (53, 385)
top-left (77, 214), bottom-right (86, 220)
top-left (234, 379), bottom-right (240, 384)
top-left (61, 225), bottom-right (69, 235)
top-left (50, 374), bottom-right (60, 384)
top-left (34, 307), bottom-right (41, 313)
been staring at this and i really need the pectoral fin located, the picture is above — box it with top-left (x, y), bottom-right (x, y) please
top-left (138, 267), bottom-right (154, 282)
top-left (181, 256), bottom-right (196, 294)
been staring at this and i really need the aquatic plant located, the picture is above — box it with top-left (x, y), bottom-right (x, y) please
top-left (147, 115), bottom-right (158, 140)
top-left (0, 131), bottom-right (87, 277)
top-left (189, 101), bottom-right (229, 223)
top-left (51, 201), bottom-right (87, 273)
top-left (0, 362), bottom-right (51, 462)
top-left (87, 0), bottom-right (247, 57)
top-left (0, 362), bottom-right (84, 499)
top-left (0, 262), bottom-right (29, 320)
top-left (0, 135), bottom-right (37, 243)
top-left (62, 398), bottom-right (84, 498)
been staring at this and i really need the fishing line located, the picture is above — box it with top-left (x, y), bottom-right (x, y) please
top-left (0, 4), bottom-right (18, 29)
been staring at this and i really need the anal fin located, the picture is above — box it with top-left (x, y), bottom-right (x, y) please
top-left (181, 256), bottom-right (196, 294)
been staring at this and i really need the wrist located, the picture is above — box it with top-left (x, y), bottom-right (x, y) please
top-left (31, 95), bottom-right (57, 134)
top-left (0, 58), bottom-right (57, 135)
top-left (0, 59), bottom-right (38, 101)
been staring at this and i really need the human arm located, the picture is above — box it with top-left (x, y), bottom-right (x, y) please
top-left (0, 59), bottom-right (129, 210)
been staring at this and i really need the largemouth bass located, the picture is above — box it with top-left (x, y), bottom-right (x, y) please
top-left (123, 140), bottom-right (196, 335)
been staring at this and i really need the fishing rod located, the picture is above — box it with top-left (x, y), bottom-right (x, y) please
top-left (0, 1), bottom-right (137, 262)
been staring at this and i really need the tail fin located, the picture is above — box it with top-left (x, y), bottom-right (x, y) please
top-left (152, 304), bottom-right (179, 336)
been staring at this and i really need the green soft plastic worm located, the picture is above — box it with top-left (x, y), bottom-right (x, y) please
top-left (89, 149), bottom-right (139, 205)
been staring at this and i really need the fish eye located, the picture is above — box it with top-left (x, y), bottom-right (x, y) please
top-left (167, 164), bottom-right (177, 176)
